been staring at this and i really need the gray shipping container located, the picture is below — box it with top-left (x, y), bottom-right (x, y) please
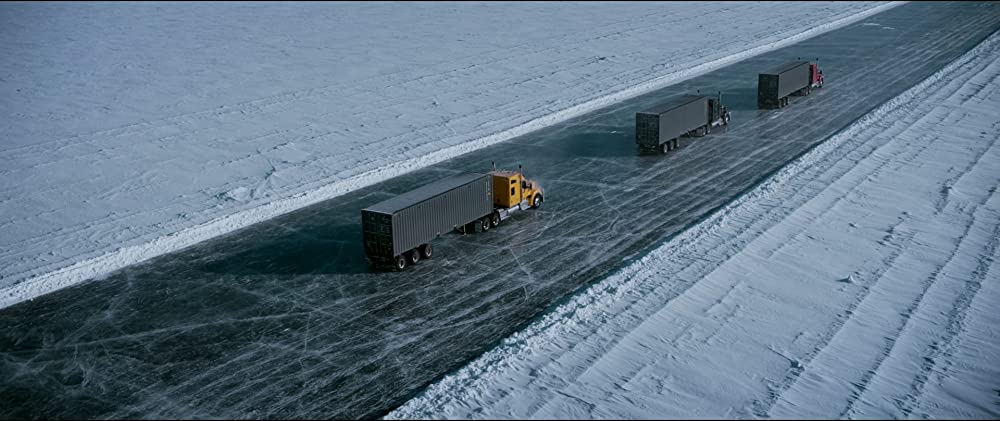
top-left (636, 95), bottom-right (709, 149)
top-left (758, 61), bottom-right (811, 108)
top-left (361, 173), bottom-right (493, 262)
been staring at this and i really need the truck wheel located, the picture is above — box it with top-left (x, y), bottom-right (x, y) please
top-left (705, 124), bottom-right (711, 135)
top-left (532, 194), bottom-right (543, 209)
top-left (420, 243), bottom-right (433, 259)
top-left (481, 217), bottom-right (491, 232)
top-left (490, 212), bottom-right (500, 228)
top-left (395, 255), bottom-right (407, 271)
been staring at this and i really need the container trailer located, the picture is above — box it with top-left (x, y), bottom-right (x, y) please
top-left (757, 60), bottom-right (824, 109)
top-left (362, 164), bottom-right (543, 270)
top-left (635, 93), bottom-right (730, 154)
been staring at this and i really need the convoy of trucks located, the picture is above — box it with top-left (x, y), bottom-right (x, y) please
top-left (362, 164), bottom-right (543, 270)
top-left (361, 58), bottom-right (824, 269)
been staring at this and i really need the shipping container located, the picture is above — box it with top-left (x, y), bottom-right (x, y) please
top-left (362, 173), bottom-right (493, 265)
top-left (758, 60), bottom-right (812, 109)
top-left (635, 95), bottom-right (710, 153)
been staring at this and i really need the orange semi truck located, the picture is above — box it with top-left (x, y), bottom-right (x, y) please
top-left (361, 164), bottom-right (543, 270)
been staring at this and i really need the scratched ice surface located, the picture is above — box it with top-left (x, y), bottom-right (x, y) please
top-left (2, 2), bottom-right (999, 419)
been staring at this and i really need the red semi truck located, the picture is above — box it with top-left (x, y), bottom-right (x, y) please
top-left (757, 60), bottom-right (823, 109)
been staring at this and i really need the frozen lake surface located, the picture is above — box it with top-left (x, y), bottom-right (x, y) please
top-left (2, 1), bottom-right (999, 419)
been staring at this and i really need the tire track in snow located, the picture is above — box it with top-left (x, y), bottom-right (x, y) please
top-left (896, 183), bottom-right (1000, 417)
top-left (868, 195), bottom-right (999, 419)
top-left (841, 110), bottom-right (990, 418)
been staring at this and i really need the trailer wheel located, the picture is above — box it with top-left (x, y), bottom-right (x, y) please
top-left (490, 212), bottom-right (500, 228)
top-left (408, 249), bottom-right (421, 265)
top-left (532, 194), bottom-right (543, 209)
top-left (395, 255), bottom-right (407, 271)
top-left (480, 217), bottom-right (491, 232)
top-left (661, 143), bottom-right (669, 153)
top-left (420, 243), bottom-right (433, 259)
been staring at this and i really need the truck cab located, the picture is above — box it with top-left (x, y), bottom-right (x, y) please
top-left (707, 93), bottom-right (731, 127)
top-left (810, 63), bottom-right (824, 88)
top-left (490, 169), bottom-right (543, 210)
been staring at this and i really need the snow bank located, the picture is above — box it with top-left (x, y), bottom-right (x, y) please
top-left (0, 2), bottom-right (901, 308)
top-left (388, 29), bottom-right (1000, 420)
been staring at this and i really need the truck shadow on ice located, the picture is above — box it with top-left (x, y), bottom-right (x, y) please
top-left (197, 221), bottom-right (373, 275)
top-left (194, 215), bottom-right (545, 277)
top-left (545, 128), bottom-right (637, 158)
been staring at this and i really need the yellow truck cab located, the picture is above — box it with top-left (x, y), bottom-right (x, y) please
top-left (486, 163), bottom-right (543, 227)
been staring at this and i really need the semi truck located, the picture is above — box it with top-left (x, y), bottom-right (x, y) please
top-left (361, 164), bottom-right (543, 270)
top-left (635, 93), bottom-right (730, 155)
top-left (757, 60), bottom-right (824, 109)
